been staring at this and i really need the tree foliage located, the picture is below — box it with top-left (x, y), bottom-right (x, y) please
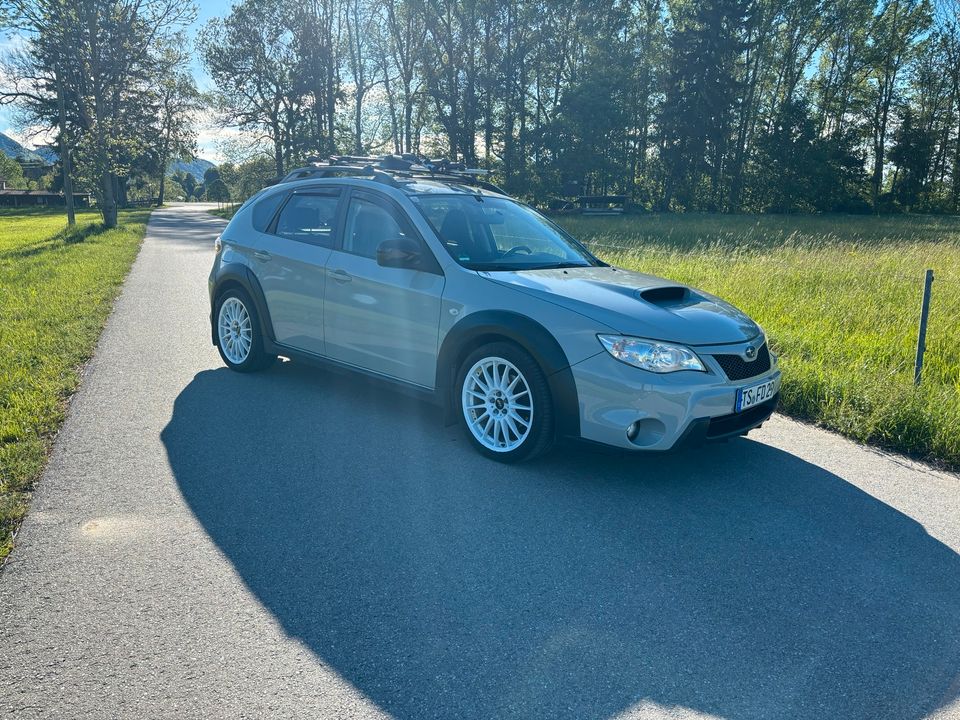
top-left (6, 0), bottom-right (959, 214)
top-left (0, 153), bottom-right (28, 188)
top-left (2, 0), bottom-right (197, 226)
top-left (196, 0), bottom-right (958, 212)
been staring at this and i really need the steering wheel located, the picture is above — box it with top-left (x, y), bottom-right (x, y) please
top-left (502, 245), bottom-right (533, 258)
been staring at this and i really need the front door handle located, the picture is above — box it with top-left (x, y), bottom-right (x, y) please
top-left (253, 250), bottom-right (272, 262)
top-left (330, 269), bottom-right (352, 283)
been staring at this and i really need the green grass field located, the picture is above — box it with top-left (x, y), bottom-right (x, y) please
top-left (207, 205), bottom-right (237, 220)
top-left (0, 207), bottom-right (150, 561)
top-left (558, 213), bottom-right (960, 468)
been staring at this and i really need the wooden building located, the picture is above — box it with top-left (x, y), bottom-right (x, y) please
top-left (0, 179), bottom-right (91, 208)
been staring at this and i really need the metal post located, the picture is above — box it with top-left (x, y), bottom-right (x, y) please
top-left (914, 269), bottom-right (934, 386)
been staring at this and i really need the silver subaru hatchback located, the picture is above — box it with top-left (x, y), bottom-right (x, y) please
top-left (209, 158), bottom-right (780, 462)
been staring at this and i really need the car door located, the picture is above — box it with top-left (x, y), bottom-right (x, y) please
top-left (323, 189), bottom-right (445, 387)
top-left (253, 188), bottom-right (343, 356)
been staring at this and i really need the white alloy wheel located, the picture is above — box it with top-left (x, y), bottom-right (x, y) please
top-left (218, 296), bottom-right (253, 364)
top-left (461, 356), bottom-right (534, 452)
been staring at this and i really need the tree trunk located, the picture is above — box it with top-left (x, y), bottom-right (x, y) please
top-left (56, 72), bottom-right (75, 226)
top-left (156, 133), bottom-right (170, 207)
top-left (327, 67), bottom-right (338, 155)
top-left (273, 116), bottom-right (285, 178)
top-left (116, 174), bottom-right (128, 208)
top-left (354, 88), bottom-right (364, 155)
top-left (404, 100), bottom-right (413, 153)
top-left (380, 55), bottom-right (401, 154)
top-left (872, 100), bottom-right (889, 211)
top-left (953, 118), bottom-right (960, 211)
top-left (100, 172), bottom-right (118, 228)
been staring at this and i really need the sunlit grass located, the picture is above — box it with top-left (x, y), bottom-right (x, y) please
top-left (0, 207), bottom-right (150, 561)
top-left (207, 205), bottom-right (237, 220)
top-left (559, 213), bottom-right (960, 467)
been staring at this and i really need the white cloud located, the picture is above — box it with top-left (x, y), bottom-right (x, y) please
top-left (187, 104), bottom-right (259, 164)
top-left (2, 124), bottom-right (55, 149)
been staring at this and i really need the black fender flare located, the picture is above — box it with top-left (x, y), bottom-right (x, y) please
top-left (209, 263), bottom-right (276, 346)
top-left (436, 311), bottom-right (580, 438)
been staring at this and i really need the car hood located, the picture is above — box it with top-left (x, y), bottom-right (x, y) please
top-left (480, 265), bottom-right (760, 346)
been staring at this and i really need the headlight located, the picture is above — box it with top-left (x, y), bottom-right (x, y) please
top-left (597, 335), bottom-right (705, 373)
top-left (214, 235), bottom-right (222, 254)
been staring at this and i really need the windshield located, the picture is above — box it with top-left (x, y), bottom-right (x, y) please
top-left (413, 195), bottom-right (604, 271)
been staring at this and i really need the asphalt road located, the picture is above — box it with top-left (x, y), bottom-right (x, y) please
top-left (2, 203), bottom-right (960, 720)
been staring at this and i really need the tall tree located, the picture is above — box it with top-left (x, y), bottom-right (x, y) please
top-left (14, 0), bottom-right (954, 212)
top-left (343, 0), bottom-right (383, 153)
top-left (200, 0), bottom-right (304, 179)
top-left (291, 0), bottom-right (343, 156)
top-left (4, 0), bottom-right (194, 226)
top-left (660, 0), bottom-right (751, 210)
top-left (419, 0), bottom-right (483, 163)
top-left (154, 43), bottom-right (199, 206)
top-left (865, 0), bottom-right (931, 210)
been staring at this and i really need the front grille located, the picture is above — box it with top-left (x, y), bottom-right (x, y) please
top-left (712, 343), bottom-right (771, 381)
top-left (706, 394), bottom-right (779, 439)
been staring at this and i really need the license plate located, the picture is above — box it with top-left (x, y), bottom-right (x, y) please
top-left (736, 376), bottom-right (778, 412)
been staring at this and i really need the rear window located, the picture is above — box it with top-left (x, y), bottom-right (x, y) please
top-left (251, 191), bottom-right (287, 232)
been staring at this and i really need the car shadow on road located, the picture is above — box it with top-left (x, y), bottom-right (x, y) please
top-left (161, 362), bottom-right (960, 720)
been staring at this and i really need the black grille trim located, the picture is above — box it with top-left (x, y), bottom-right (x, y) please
top-left (711, 343), bottom-right (771, 381)
top-left (705, 394), bottom-right (779, 439)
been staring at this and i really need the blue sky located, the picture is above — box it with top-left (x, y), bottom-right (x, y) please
top-left (1, 0), bottom-right (233, 160)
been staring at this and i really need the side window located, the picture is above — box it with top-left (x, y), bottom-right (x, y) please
top-left (274, 193), bottom-right (340, 247)
top-left (251, 191), bottom-right (287, 232)
top-left (343, 196), bottom-right (415, 259)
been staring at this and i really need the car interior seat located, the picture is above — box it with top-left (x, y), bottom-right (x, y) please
top-left (279, 203), bottom-right (320, 237)
top-left (440, 208), bottom-right (484, 260)
top-left (351, 207), bottom-right (395, 257)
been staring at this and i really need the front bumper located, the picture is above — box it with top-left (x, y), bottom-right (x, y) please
top-left (570, 348), bottom-right (781, 451)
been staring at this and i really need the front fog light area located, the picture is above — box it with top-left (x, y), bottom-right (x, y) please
top-left (627, 418), bottom-right (667, 447)
top-left (598, 335), bottom-right (705, 373)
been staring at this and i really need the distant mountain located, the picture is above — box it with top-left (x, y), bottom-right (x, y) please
top-left (0, 132), bottom-right (47, 164)
top-left (1, 136), bottom-right (215, 178)
top-left (33, 145), bottom-right (60, 164)
top-left (167, 157), bottom-right (215, 181)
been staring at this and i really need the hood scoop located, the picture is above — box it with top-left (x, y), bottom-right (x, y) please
top-left (636, 285), bottom-right (689, 305)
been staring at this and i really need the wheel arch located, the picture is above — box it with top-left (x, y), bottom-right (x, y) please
top-left (436, 311), bottom-right (580, 438)
top-left (210, 264), bottom-right (275, 346)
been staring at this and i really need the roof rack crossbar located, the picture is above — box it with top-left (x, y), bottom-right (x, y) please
top-left (280, 154), bottom-right (499, 192)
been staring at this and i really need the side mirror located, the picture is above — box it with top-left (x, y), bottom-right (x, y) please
top-left (377, 237), bottom-right (423, 269)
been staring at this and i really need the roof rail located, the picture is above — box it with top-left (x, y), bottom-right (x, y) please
top-left (278, 163), bottom-right (398, 186)
top-left (279, 154), bottom-right (504, 193)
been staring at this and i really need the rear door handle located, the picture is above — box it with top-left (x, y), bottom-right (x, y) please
top-left (330, 269), bottom-right (352, 283)
top-left (253, 250), bottom-right (272, 262)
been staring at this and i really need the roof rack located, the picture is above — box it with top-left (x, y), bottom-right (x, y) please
top-left (279, 154), bottom-right (504, 194)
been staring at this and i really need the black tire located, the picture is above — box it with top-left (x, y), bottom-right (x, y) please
top-left (456, 341), bottom-right (555, 462)
top-left (214, 286), bottom-right (276, 373)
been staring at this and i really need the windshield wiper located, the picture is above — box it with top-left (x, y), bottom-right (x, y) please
top-left (521, 261), bottom-right (592, 270)
top-left (469, 261), bottom-right (594, 271)
top-left (467, 263), bottom-right (523, 271)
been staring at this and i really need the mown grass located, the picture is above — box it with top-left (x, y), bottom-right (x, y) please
top-left (207, 205), bottom-right (238, 220)
top-left (558, 213), bottom-right (960, 468)
top-left (0, 207), bottom-right (150, 561)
